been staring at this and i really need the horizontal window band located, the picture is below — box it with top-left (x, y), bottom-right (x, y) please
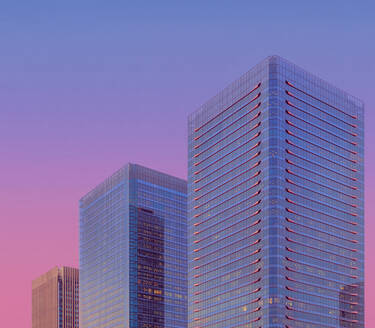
top-left (194, 150), bottom-right (261, 184)
top-left (285, 169), bottom-right (357, 199)
top-left (286, 208), bottom-right (358, 235)
top-left (194, 123), bottom-right (261, 175)
top-left (194, 188), bottom-right (261, 218)
top-left (286, 272), bottom-right (358, 296)
top-left (193, 159), bottom-right (261, 193)
top-left (193, 314), bottom-right (261, 328)
top-left (286, 256), bottom-right (357, 279)
top-left (194, 273), bottom-right (261, 296)
top-left (286, 189), bottom-right (357, 217)
top-left (193, 298), bottom-right (261, 322)
top-left (285, 161), bottom-right (357, 190)
top-left (193, 241), bottom-right (261, 269)
top-left (194, 179), bottom-right (261, 210)
top-left (286, 179), bottom-right (358, 209)
top-left (192, 251), bottom-right (261, 275)
top-left (286, 246), bottom-right (357, 271)
top-left (285, 218), bottom-right (358, 245)
top-left (193, 297), bottom-right (261, 314)
top-left (285, 314), bottom-right (338, 328)
top-left (194, 101), bottom-right (261, 144)
top-left (192, 232), bottom-right (261, 263)
top-left (193, 265), bottom-right (261, 289)
top-left (286, 129), bottom-right (357, 162)
top-left (285, 112), bottom-right (357, 146)
top-left (194, 137), bottom-right (261, 175)
top-left (285, 190), bottom-right (358, 220)
top-left (194, 82), bottom-right (261, 133)
top-left (194, 195), bottom-right (261, 226)
top-left (194, 127), bottom-right (261, 166)
top-left (286, 100), bottom-right (357, 137)
top-left (194, 169), bottom-right (261, 202)
top-left (194, 303), bottom-right (261, 328)
top-left (203, 320), bottom-right (262, 328)
top-left (226, 321), bottom-right (261, 328)
top-left (286, 151), bottom-right (357, 181)
top-left (193, 280), bottom-right (261, 301)
top-left (193, 217), bottom-right (261, 251)
top-left (285, 304), bottom-right (359, 325)
top-left (191, 251), bottom-right (262, 278)
top-left (286, 140), bottom-right (357, 172)
top-left (286, 89), bottom-right (357, 128)
top-left (194, 114), bottom-right (261, 160)
top-left (285, 234), bottom-right (357, 261)
top-left (285, 295), bottom-right (360, 315)
top-left (285, 285), bottom-right (359, 307)
top-left (193, 296), bottom-right (261, 318)
top-left (285, 80), bottom-right (358, 120)
top-left (192, 305), bottom-right (261, 327)
top-left (285, 119), bottom-right (357, 154)
top-left (285, 227), bottom-right (358, 253)
top-left (192, 215), bottom-right (261, 246)
top-left (193, 207), bottom-right (261, 240)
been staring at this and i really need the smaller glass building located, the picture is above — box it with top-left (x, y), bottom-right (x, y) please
top-left (32, 266), bottom-right (79, 328)
top-left (80, 163), bottom-right (187, 328)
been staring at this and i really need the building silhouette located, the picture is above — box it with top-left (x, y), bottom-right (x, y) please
top-left (32, 266), bottom-right (79, 328)
top-left (187, 56), bottom-right (364, 327)
top-left (79, 163), bottom-right (187, 328)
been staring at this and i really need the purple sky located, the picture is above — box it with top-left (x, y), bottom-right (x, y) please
top-left (0, 1), bottom-right (374, 326)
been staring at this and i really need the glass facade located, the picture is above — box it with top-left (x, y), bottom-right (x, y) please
top-left (80, 163), bottom-right (187, 328)
top-left (32, 266), bottom-right (79, 328)
top-left (188, 56), bottom-right (364, 328)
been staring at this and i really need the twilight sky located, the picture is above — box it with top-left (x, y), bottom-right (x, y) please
top-left (1, 1), bottom-right (374, 326)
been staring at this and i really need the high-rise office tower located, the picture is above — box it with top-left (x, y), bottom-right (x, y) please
top-left (187, 56), bottom-right (364, 327)
top-left (32, 266), bottom-right (79, 328)
top-left (80, 163), bottom-right (187, 328)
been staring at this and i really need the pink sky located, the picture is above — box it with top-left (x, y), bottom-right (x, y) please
top-left (0, 1), bottom-right (374, 326)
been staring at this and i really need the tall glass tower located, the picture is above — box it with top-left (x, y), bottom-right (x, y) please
top-left (80, 163), bottom-right (187, 328)
top-left (187, 56), bottom-right (364, 328)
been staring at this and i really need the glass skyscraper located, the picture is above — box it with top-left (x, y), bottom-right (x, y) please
top-left (187, 56), bottom-right (364, 327)
top-left (80, 163), bottom-right (187, 328)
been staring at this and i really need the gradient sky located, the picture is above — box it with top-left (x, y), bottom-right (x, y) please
top-left (1, 1), bottom-right (374, 326)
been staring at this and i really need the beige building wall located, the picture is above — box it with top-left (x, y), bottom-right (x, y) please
top-left (32, 266), bottom-right (79, 328)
